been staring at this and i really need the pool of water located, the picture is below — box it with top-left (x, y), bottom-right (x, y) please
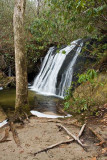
top-left (0, 88), bottom-right (62, 116)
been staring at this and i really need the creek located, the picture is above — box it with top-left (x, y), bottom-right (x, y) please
top-left (0, 39), bottom-right (84, 123)
top-left (0, 88), bottom-right (63, 117)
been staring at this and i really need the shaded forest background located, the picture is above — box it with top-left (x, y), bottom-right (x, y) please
top-left (0, 0), bottom-right (107, 78)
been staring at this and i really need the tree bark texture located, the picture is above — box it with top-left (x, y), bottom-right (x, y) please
top-left (37, 0), bottom-right (40, 17)
top-left (13, 0), bottom-right (29, 113)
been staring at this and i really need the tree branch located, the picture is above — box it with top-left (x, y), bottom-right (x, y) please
top-left (33, 124), bottom-right (86, 156)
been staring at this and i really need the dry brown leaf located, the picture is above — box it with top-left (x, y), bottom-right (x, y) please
top-left (91, 157), bottom-right (96, 160)
top-left (25, 143), bottom-right (30, 147)
top-left (102, 147), bottom-right (107, 154)
top-left (19, 150), bottom-right (24, 154)
top-left (104, 103), bottom-right (107, 109)
top-left (96, 141), bottom-right (105, 146)
top-left (35, 137), bottom-right (40, 141)
top-left (59, 144), bottom-right (67, 148)
top-left (66, 136), bottom-right (70, 139)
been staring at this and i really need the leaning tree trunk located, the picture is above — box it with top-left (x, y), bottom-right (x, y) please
top-left (13, 0), bottom-right (29, 114)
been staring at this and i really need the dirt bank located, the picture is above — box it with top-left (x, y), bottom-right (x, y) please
top-left (0, 116), bottom-right (107, 160)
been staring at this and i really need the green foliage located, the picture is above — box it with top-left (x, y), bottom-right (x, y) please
top-left (47, 0), bottom-right (107, 39)
top-left (64, 101), bottom-right (70, 111)
top-left (64, 84), bottom-right (73, 111)
top-left (62, 50), bottom-right (66, 54)
top-left (78, 69), bottom-right (97, 83)
top-left (0, 0), bottom-right (14, 58)
top-left (0, 0), bottom-right (40, 72)
top-left (1, 0), bottom-right (106, 73)
top-left (77, 70), bottom-right (98, 109)
top-left (64, 69), bottom-right (104, 115)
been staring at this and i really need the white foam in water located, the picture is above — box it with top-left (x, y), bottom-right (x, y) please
top-left (0, 119), bottom-right (8, 128)
top-left (32, 90), bottom-right (64, 99)
top-left (0, 87), bottom-right (3, 90)
top-left (30, 110), bottom-right (72, 119)
top-left (31, 39), bottom-right (83, 98)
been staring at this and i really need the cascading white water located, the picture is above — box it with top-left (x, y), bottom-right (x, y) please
top-left (58, 42), bottom-right (83, 97)
top-left (31, 39), bottom-right (83, 98)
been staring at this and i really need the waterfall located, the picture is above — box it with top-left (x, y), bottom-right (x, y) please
top-left (31, 39), bottom-right (83, 98)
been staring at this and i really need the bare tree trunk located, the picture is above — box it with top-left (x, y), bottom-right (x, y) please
top-left (37, 0), bottom-right (41, 17)
top-left (13, 0), bottom-right (29, 114)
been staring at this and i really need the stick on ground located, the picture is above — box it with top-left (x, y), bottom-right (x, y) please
top-left (34, 139), bottom-right (74, 156)
top-left (33, 124), bottom-right (86, 156)
top-left (57, 124), bottom-right (86, 148)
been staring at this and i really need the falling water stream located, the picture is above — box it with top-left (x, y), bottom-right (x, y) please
top-left (31, 39), bottom-right (83, 98)
top-left (0, 39), bottom-right (83, 126)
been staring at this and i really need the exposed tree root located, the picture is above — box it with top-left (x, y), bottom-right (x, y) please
top-left (33, 124), bottom-right (86, 156)
top-left (48, 119), bottom-right (81, 127)
top-left (0, 127), bottom-right (10, 143)
top-left (24, 112), bottom-right (30, 123)
top-left (0, 111), bottom-right (31, 146)
top-left (10, 122), bottom-right (20, 147)
top-left (88, 127), bottom-right (106, 146)
top-left (8, 110), bottom-right (31, 124)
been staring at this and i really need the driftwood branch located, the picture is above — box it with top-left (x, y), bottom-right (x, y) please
top-left (78, 124), bottom-right (86, 138)
top-left (33, 124), bottom-right (86, 156)
top-left (34, 139), bottom-right (74, 156)
top-left (57, 124), bottom-right (86, 148)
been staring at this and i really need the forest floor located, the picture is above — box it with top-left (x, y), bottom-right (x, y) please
top-left (0, 115), bottom-right (107, 160)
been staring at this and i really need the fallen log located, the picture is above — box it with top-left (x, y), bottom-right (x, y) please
top-left (33, 124), bottom-right (86, 156)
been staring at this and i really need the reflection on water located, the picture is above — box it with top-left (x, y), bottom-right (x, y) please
top-left (0, 88), bottom-right (62, 115)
